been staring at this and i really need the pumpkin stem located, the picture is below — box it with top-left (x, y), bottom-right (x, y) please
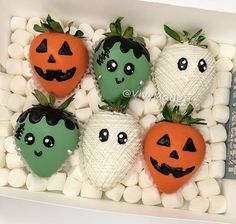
top-left (162, 101), bottom-right (207, 125)
top-left (164, 25), bottom-right (207, 48)
top-left (104, 17), bottom-right (146, 47)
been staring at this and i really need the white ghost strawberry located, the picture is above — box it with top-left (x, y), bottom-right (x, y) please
top-left (154, 25), bottom-right (216, 110)
top-left (81, 98), bottom-right (142, 190)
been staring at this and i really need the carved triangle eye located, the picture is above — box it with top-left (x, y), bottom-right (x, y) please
top-left (36, 39), bottom-right (47, 53)
top-left (58, 41), bottom-right (73, 55)
top-left (183, 138), bottom-right (196, 152)
top-left (157, 134), bottom-right (170, 147)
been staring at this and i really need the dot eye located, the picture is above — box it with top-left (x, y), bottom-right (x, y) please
top-left (43, 136), bottom-right (55, 148)
top-left (99, 129), bottom-right (109, 142)
top-left (177, 57), bottom-right (188, 71)
top-left (24, 133), bottom-right (35, 145)
top-left (124, 63), bottom-right (135, 75)
top-left (58, 41), bottom-right (73, 55)
top-left (198, 59), bottom-right (207, 73)
top-left (117, 132), bottom-right (128, 145)
top-left (36, 39), bottom-right (47, 53)
top-left (107, 60), bottom-right (117, 72)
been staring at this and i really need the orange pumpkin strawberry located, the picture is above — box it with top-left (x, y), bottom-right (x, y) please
top-left (144, 102), bottom-right (206, 193)
top-left (29, 15), bottom-right (89, 98)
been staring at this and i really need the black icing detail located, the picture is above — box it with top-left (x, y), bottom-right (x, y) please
top-left (107, 59), bottom-right (117, 72)
top-left (24, 133), bottom-right (35, 145)
top-left (36, 39), bottom-right (47, 53)
top-left (177, 57), bottom-right (188, 71)
top-left (183, 138), bottom-right (196, 152)
top-left (117, 132), bottom-right (128, 144)
top-left (17, 106), bottom-right (78, 131)
top-left (150, 157), bottom-right (195, 178)
top-left (34, 150), bottom-right (43, 157)
top-left (99, 129), bottom-right (109, 142)
top-left (58, 41), bottom-right (73, 55)
top-left (15, 123), bottom-right (25, 140)
top-left (124, 63), bottom-right (135, 75)
top-left (95, 36), bottom-right (150, 65)
top-left (198, 59), bottom-right (207, 73)
top-left (43, 136), bottom-right (55, 148)
top-left (48, 54), bottom-right (56, 63)
top-left (34, 66), bottom-right (76, 82)
top-left (115, 77), bottom-right (125, 84)
top-left (169, 150), bottom-right (179, 160)
top-left (157, 134), bottom-right (170, 147)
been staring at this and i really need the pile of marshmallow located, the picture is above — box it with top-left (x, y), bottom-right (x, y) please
top-left (0, 16), bottom-right (233, 214)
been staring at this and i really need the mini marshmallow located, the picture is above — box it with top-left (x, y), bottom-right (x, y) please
top-left (210, 142), bottom-right (226, 161)
top-left (63, 176), bottom-right (82, 197)
top-left (25, 79), bottom-right (36, 95)
top-left (7, 94), bottom-right (26, 112)
top-left (197, 178), bottom-right (220, 198)
top-left (23, 94), bottom-right (38, 111)
top-left (141, 81), bottom-right (157, 100)
top-left (212, 105), bottom-right (229, 123)
top-left (105, 184), bottom-right (125, 202)
top-left (216, 58), bottom-right (233, 72)
top-left (209, 124), bottom-right (227, 143)
top-left (206, 40), bottom-right (219, 58)
top-left (195, 126), bottom-right (210, 142)
top-left (10, 75), bottom-right (27, 95)
top-left (213, 88), bottom-right (230, 106)
top-left (23, 45), bottom-right (30, 59)
top-left (200, 94), bottom-right (213, 109)
top-left (74, 89), bottom-right (89, 109)
top-left (0, 106), bottom-right (12, 121)
top-left (6, 58), bottom-right (23, 75)
top-left (134, 154), bottom-right (145, 173)
top-left (92, 29), bottom-right (105, 43)
top-left (197, 109), bottom-right (216, 127)
top-left (143, 37), bottom-right (150, 49)
top-left (209, 161), bottom-right (225, 179)
top-left (26, 173), bottom-right (47, 192)
top-left (4, 136), bottom-right (17, 153)
top-left (181, 181), bottom-right (199, 201)
top-left (217, 72), bottom-right (232, 88)
top-left (204, 144), bottom-right (211, 163)
top-left (68, 165), bottom-right (87, 182)
top-left (22, 60), bottom-right (33, 78)
top-left (121, 168), bottom-right (138, 186)
top-left (69, 150), bottom-right (80, 167)
top-left (81, 75), bottom-right (96, 91)
top-left (47, 172), bottom-right (67, 191)
top-left (150, 47), bottom-right (161, 62)
top-left (139, 169), bottom-right (153, 188)
top-left (0, 72), bottom-right (13, 91)
top-left (64, 26), bottom-right (77, 35)
top-left (10, 17), bottom-right (27, 31)
top-left (11, 112), bottom-right (21, 127)
top-left (208, 195), bottom-right (227, 214)
top-left (0, 138), bottom-right (5, 153)
top-left (75, 107), bottom-right (93, 123)
top-left (0, 121), bottom-right (13, 137)
top-left (193, 162), bottom-right (209, 181)
top-left (11, 29), bottom-right (34, 47)
top-left (0, 90), bottom-right (10, 106)
top-left (8, 168), bottom-right (27, 188)
top-left (143, 98), bottom-right (161, 115)
top-left (78, 24), bottom-right (94, 40)
top-left (218, 44), bottom-right (236, 59)
top-left (142, 186), bottom-right (161, 205)
top-left (0, 153), bottom-right (6, 168)
top-left (80, 181), bottom-right (102, 199)
top-left (87, 88), bottom-right (101, 112)
top-left (6, 153), bottom-right (24, 169)
top-left (0, 168), bottom-right (10, 186)
top-left (123, 185), bottom-right (142, 203)
top-left (8, 43), bottom-right (24, 59)
top-left (128, 98), bottom-right (144, 117)
top-left (149, 34), bottom-right (167, 49)
top-left (139, 114), bottom-right (156, 130)
top-left (27, 17), bottom-right (41, 35)
top-left (189, 196), bottom-right (209, 212)
top-left (161, 191), bottom-right (184, 209)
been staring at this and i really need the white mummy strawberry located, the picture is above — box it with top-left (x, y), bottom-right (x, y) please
top-left (81, 97), bottom-right (142, 190)
top-left (154, 25), bottom-right (216, 110)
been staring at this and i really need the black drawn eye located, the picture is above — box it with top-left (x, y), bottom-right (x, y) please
top-left (157, 134), bottom-right (170, 147)
top-left (25, 133), bottom-right (35, 145)
top-left (99, 129), bottom-right (109, 142)
top-left (58, 41), bottom-right (73, 55)
top-left (178, 57), bottom-right (188, 71)
top-left (117, 132), bottom-right (128, 144)
top-left (36, 39), bottom-right (47, 53)
top-left (43, 136), bottom-right (55, 148)
top-left (124, 63), bottom-right (135, 75)
top-left (107, 60), bottom-right (117, 72)
top-left (198, 59), bottom-right (207, 73)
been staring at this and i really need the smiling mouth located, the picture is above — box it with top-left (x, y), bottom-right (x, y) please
top-left (115, 77), bottom-right (125, 84)
top-left (150, 157), bottom-right (195, 178)
top-left (34, 150), bottom-right (43, 157)
top-left (34, 66), bottom-right (76, 82)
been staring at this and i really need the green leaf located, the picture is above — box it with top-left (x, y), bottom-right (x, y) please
top-left (58, 94), bottom-right (75, 110)
top-left (46, 14), bottom-right (53, 23)
top-left (49, 93), bottom-right (56, 107)
top-left (110, 22), bottom-right (117, 34)
top-left (104, 32), bottom-right (119, 37)
top-left (183, 30), bottom-right (189, 36)
top-left (48, 21), bottom-right (64, 33)
top-left (123, 26), bottom-right (133, 39)
top-left (162, 102), bottom-right (172, 121)
top-left (183, 104), bottom-right (194, 117)
top-left (115, 17), bottom-right (124, 35)
top-left (33, 24), bottom-right (50, 33)
top-left (74, 30), bottom-right (84, 38)
top-left (66, 21), bottom-right (74, 34)
top-left (196, 35), bottom-right (206, 44)
top-left (191, 29), bottom-right (203, 40)
top-left (164, 25), bottom-right (181, 42)
top-left (32, 90), bottom-right (49, 106)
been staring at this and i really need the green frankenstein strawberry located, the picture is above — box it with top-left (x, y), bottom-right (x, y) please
top-left (93, 17), bottom-right (151, 103)
top-left (14, 90), bottom-right (79, 177)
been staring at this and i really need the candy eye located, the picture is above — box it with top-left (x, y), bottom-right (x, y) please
top-left (58, 41), bottom-right (73, 55)
top-left (124, 63), bottom-right (135, 75)
top-left (198, 59), bottom-right (207, 73)
top-left (117, 132), bottom-right (128, 144)
top-left (107, 60), bottom-right (117, 72)
top-left (99, 129), bottom-right (109, 142)
top-left (36, 39), bottom-right (47, 53)
top-left (177, 57), bottom-right (188, 71)
top-left (25, 133), bottom-right (35, 145)
top-left (43, 136), bottom-right (55, 148)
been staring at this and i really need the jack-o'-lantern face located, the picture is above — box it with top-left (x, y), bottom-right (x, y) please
top-left (30, 33), bottom-right (89, 98)
top-left (144, 121), bottom-right (205, 193)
